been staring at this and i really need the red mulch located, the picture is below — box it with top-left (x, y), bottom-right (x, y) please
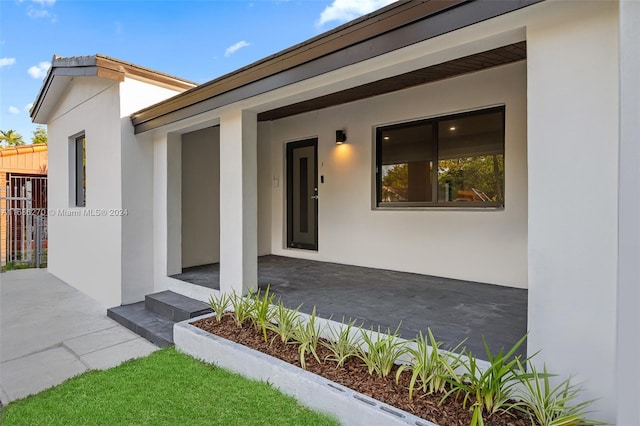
top-left (192, 314), bottom-right (531, 426)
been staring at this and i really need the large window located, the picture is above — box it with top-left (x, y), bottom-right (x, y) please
top-left (376, 106), bottom-right (505, 208)
top-left (74, 134), bottom-right (86, 207)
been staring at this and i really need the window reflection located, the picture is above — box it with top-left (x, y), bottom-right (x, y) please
top-left (376, 107), bottom-right (504, 207)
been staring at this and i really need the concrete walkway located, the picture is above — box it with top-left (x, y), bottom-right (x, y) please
top-left (0, 269), bottom-right (158, 405)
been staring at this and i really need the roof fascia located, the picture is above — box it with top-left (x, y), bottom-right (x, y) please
top-left (95, 55), bottom-right (196, 91)
top-left (30, 57), bottom-right (124, 123)
top-left (30, 54), bottom-right (196, 124)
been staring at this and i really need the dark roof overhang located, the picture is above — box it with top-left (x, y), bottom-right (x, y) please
top-left (258, 41), bottom-right (526, 121)
top-left (131, 0), bottom-right (543, 134)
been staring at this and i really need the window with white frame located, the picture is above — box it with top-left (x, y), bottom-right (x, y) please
top-left (375, 106), bottom-right (505, 208)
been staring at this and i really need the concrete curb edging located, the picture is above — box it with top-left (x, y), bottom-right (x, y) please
top-left (174, 316), bottom-right (438, 426)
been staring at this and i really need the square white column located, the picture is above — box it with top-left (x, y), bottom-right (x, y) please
top-left (153, 132), bottom-right (182, 291)
top-left (219, 110), bottom-right (258, 295)
top-left (616, 2), bottom-right (640, 424)
top-left (526, 4), bottom-right (619, 422)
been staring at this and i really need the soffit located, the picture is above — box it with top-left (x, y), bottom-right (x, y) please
top-left (257, 41), bottom-right (526, 121)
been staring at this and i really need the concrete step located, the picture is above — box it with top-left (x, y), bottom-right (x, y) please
top-left (107, 302), bottom-right (174, 348)
top-left (107, 291), bottom-right (212, 348)
top-left (145, 291), bottom-right (212, 322)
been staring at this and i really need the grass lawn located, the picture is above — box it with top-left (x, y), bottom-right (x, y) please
top-left (0, 348), bottom-right (339, 426)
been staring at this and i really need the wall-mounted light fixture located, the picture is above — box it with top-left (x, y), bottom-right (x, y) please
top-left (335, 130), bottom-right (347, 145)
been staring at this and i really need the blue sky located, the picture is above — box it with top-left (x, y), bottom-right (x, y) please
top-left (0, 0), bottom-right (394, 143)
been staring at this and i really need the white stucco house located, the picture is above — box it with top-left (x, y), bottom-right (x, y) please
top-left (30, 0), bottom-right (638, 423)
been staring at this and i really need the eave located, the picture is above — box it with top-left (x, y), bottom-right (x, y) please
top-left (131, 0), bottom-right (543, 134)
top-left (31, 54), bottom-right (196, 124)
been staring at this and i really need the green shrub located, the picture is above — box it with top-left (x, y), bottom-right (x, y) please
top-left (230, 292), bottom-right (254, 327)
top-left (396, 328), bottom-right (464, 398)
top-left (443, 334), bottom-right (530, 426)
top-left (248, 286), bottom-right (277, 342)
top-left (290, 307), bottom-right (324, 369)
top-left (357, 324), bottom-right (408, 378)
top-left (208, 293), bottom-right (230, 322)
top-left (510, 360), bottom-right (604, 426)
top-left (267, 301), bottom-right (302, 344)
top-left (321, 319), bottom-right (361, 368)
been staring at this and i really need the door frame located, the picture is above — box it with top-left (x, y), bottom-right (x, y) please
top-left (286, 138), bottom-right (318, 251)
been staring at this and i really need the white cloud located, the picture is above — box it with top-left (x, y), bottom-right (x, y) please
top-left (8, 106), bottom-right (20, 115)
top-left (25, 103), bottom-right (34, 112)
top-left (0, 57), bottom-right (16, 68)
top-left (224, 41), bottom-right (251, 57)
top-left (27, 8), bottom-right (50, 19)
top-left (27, 61), bottom-right (51, 79)
top-left (23, 0), bottom-right (56, 20)
top-left (317, 0), bottom-right (396, 27)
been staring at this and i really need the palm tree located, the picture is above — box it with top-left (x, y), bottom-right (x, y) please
top-left (31, 125), bottom-right (47, 144)
top-left (0, 129), bottom-right (25, 147)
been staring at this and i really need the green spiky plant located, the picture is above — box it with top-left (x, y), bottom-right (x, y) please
top-left (230, 292), bottom-right (255, 327)
top-left (510, 360), bottom-right (604, 426)
top-left (289, 307), bottom-right (324, 370)
top-left (357, 324), bottom-right (408, 378)
top-left (321, 319), bottom-right (362, 368)
top-left (208, 292), bottom-right (230, 322)
top-left (248, 286), bottom-right (277, 342)
top-left (266, 301), bottom-right (302, 345)
top-left (442, 334), bottom-right (531, 426)
top-left (396, 328), bottom-right (465, 398)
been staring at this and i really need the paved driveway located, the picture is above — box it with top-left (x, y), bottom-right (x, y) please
top-left (0, 269), bottom-right (158, 404)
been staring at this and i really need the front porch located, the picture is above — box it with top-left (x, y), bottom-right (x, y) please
top-left (171, 255), bottom-right (527, 359)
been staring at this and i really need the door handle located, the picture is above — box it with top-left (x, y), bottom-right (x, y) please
top-left (310, 195), bottom-right (319, 199)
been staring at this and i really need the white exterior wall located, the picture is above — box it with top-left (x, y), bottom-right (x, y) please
top-left (257, 122), bottom-right (272, 256)
top-left (46, 77), bottom-right (123, 308)
top-left (46, 75), bottom-right (185, 307)
top-left (269, 61), bottom-right (528, 288)
top-left (119, 77), bottom-right (184, 304)
top-left (161, 123), bottom-right (270, 271)
top-left (617, 2), bottom-right (640, 423)
top-left (182, 127), bottom-right (220, 268)
top-left (526, 2), bottom-right (619, 421)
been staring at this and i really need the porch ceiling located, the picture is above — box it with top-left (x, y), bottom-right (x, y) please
top-left (258, 41), bottom-right (526, 122)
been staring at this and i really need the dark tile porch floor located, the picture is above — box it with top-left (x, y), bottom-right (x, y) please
top-left (171, 255), bottom-right (528, 359)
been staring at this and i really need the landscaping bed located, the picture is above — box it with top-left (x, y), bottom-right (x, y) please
top-left (192, 314), bottom-right (528, 426)
top-left (187, 290), bottom-right (600, 426)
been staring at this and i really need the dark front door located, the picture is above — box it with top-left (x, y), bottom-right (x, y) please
top-left (286, 138), bottom-right (318, 250)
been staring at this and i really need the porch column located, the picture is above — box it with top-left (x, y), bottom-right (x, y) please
top-left (526, 3), bottom-right (618, 422)
top-left (616, 2), bottom-right (640, 424)
top-left (219, 109), bottom-right (258, 295)
top-left (152, 132), bottom-right (182, 290)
